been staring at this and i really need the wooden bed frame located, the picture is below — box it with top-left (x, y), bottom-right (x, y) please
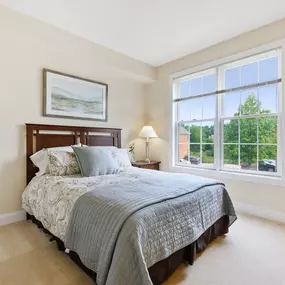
top-left (25, 123), bottom-right (230, 285)
top-left (26, 123), bottom-right (121, 184)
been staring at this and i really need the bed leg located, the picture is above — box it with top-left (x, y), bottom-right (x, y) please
top-left (188, 243), bottom-right (196, 265)
top-left (55, 239), bottom-right (66, 252)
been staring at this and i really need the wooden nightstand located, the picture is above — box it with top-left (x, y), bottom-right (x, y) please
top-left (132, 161), bottom-right (161, 170)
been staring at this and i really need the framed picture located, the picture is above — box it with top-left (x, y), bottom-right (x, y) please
top-left (43, 69), bottom-right (108, 121)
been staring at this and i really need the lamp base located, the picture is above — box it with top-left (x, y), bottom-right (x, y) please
top-left (145, 141), bottom-right (150, 164)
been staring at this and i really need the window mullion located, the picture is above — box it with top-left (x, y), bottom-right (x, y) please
top-left (222, 112), bottom-right (280, 120)
top-left (216, 66), bottom-right (223, 171)
top-left (278, 49), bottom-right (283, 178)
top-left (256, 119), bottom-right (259, 172)
top-left (238, 119), bottom-right (241, 170)
top-left (257, 61), bottom-right (260, 172)
top-left (174, 82), bottom-right (180, 166)
top-left (200, 121), bottom-right (202, 165)
top-left (201, 79), bottom-right (204, 166)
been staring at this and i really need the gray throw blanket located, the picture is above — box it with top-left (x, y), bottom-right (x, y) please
top-left (65, 170), bottom-right (236, 285)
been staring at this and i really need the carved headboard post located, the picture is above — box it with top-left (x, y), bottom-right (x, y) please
top-left (25, 124), bottom-right (122, 185)
top-left (80, 131), bottom-right (85, 145)
top-left (26, 125), bottom-right (35, 185)
top-left (117, 130), bottom-right (122, 148)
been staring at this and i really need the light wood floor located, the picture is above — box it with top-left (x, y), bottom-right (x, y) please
top-left (0, 214), bottom-right (285, 285)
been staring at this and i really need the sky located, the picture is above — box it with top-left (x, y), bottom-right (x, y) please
top-left (178, 56), bottom-right (279, 128)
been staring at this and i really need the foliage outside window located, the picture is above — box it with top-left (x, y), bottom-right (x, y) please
top-left (173, 49), bottom-right (281, 176)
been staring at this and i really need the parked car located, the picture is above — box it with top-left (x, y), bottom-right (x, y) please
top-left (190, 156), bottom-right (200, 165)
top-left (240, 160), bottom-right (276, 172)
top-left (182, 155), bottom-right (200, 165)
top-left (258, 159), bottom-right (276, 172)
top-left (240, 161), bottom-right (250, 169)
top-left (179, 158), bottom-right (190, 164)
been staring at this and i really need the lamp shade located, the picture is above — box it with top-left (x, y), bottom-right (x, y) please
top-left (138, 126), bottom-right (158, 138)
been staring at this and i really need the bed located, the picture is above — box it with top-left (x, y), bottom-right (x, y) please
top-left (23, 124), bottom-right (237, 285)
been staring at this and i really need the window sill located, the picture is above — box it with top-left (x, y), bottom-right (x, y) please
top-left (170, 164), bottom-right (284, 186)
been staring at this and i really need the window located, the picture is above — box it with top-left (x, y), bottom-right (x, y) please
top-left (173, 48), bottom-right (282, 177)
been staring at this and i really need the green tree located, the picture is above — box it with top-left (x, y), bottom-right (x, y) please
top-left (224, 93), bottom-right (277, 166)
top-left (181, 93), bottom-right (276, 166)
top-left (181, 123), bottom-right (214, 162)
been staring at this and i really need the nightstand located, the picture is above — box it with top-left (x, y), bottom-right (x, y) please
top-left (132, 161), bottom-right (161, 170)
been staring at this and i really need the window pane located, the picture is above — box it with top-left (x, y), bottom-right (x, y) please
top-left (202, 144), bottom-right (214, 166)
top-left (179, 147), bottom-right (202, 166)
top-left (241, 89), bottom-right (258, 115)
top-left (178, 124), bottom-right (190, 143)
top-left (203, 74), bottom-right (216, 93)
top-left (189, 98), bottom-right (202, 120)
top-left (241, 62), bottom-right (258, 86)
top-left (258, 117), bottom-right (277, 144)
top-left (258, 145), bottom-right (277, 173)
top-left (179, 80), bottom-right (190, 98)
top-left (240, 118), bottom-right (257, 143)
top-left (189, 145), bottom-right (201, 165)
top-left (191, 77), bottom-right (202, 96)
top-left (258, 85), bottom-right (277, 113)
top-left (178, 101), bottom-right (191, 121)
top-left (187, 123), bottom-right (201, 143)
top-left (223, 145), bottom-right (239, 169)
top-left (224, 119), bottom-right (238, 143)
top-left (240, 145), bottom-right (257, 171)
top-left (202, 121), bottom-right (214, 143)
top-left (178, 98), bottom-right (202, 121)
top-left (259, 57), bottom-right (278, 82)
top-left (225, 66), bottom-right (240, 89)
top-left (223, 91), bottom-right (240, 117)
top-left (202, 96), bottom-right (216, 119)
top-left (178, 144), bottom-right (190, 164)
top-left (189, 144), bottom-right (200, 153)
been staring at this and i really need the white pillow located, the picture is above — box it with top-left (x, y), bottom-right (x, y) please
top-left (110, 148), bottom-right (131, 169)
top-left (30, 145), bottom-right (81, 176)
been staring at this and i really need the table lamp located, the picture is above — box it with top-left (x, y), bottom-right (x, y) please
top-left (138, 126), bottom-right (158, 163)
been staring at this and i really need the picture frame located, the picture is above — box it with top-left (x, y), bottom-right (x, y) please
top-left (43, 69), bottom-right (108, 121)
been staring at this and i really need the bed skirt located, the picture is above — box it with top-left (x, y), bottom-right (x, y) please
top-left (27, 214), bottom-right (229, 285)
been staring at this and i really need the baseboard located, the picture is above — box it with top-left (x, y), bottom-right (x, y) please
top-left (0, 211), bottom-right (26, 226)
top-left (235, 202), bottom-right (285, 224)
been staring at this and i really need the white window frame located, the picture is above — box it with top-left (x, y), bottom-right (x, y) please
top-left (175, 68), bottom-right (217, 170)
top-left (170, 40), bottom-right (285, 186)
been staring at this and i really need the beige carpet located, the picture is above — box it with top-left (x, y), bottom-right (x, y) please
top-left (0, 213), bottom-right (284, 285)
top-left (164, 214), bottom-right (285, 285)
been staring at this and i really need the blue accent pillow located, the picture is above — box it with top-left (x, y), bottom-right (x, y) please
top-left (72, 147), bottom-right (120, 177)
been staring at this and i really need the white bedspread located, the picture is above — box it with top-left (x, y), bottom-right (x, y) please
top-left (22, 167), bottom-right (146, 240)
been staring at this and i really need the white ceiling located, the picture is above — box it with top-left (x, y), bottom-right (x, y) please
top-left (1, 0), bottom-right (285, 66)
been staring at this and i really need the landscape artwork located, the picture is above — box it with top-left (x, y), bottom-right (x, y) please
top-left (43, 69), bottom-right (108, 121)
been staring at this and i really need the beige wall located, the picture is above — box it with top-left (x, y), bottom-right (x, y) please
top-left (0, 6), bottom-right (155, 214)
top-left (2, 4), bottom-right (285, 219)
top-left (146, 18), bottom-right (285, 216)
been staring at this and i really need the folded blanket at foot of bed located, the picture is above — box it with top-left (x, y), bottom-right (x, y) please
top-left (65, 171), bottom-right (236, 285)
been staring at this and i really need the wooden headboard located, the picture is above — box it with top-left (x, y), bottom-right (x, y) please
top-left (26, 124), bottom-right (121, 184)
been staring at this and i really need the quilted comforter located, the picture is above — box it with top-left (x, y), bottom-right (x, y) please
top-left (22, 167), bottom-right (236, 285)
